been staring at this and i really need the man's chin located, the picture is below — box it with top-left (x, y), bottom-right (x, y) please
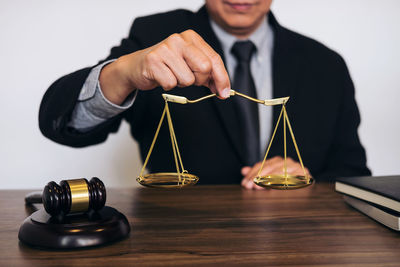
top-left (224, 20), bottom-right (261, 34)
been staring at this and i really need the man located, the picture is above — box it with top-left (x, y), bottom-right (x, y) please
top-left (39, 0), bottom-right (371, 189)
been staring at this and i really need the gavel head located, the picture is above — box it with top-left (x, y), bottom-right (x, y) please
top-left (42, 177), bottom-right (106, 216)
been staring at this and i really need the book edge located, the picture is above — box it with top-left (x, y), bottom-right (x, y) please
top-left (335, 176), bottom-right (400, 201)
top-left (335, 182), bottom-right (400, 212)
top-left (343, 195), bottom-right (400, 231)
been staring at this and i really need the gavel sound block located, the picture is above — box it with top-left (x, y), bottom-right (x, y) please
top-left (18, 178), bottom-right (130, 249)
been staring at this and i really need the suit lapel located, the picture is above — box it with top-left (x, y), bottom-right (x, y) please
top-left (269, 13), bottom-right (300, 135)
top-left (191, 6), bottom-right (246, 164)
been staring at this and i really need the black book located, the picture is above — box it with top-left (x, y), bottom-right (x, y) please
top-left (335, 175), bottom-right (400, 212)
top-left (343, 195), bottom-right (400, 231)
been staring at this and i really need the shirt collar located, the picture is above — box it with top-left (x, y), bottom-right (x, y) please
top-left (210, 15), bottom-right (272, 57)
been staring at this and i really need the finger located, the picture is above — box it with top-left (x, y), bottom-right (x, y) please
top-left (242, 179), bottom-right (252, 189)
top-left (259, 157), bottom-right (300, 176)
top-left (246, 178), bottom-right (265, 190)
top-left (156, 44), bottom-right (195, 88)
top-left (241, 170), bottom-right (266, 190)
top-left (247, 157), bottom-right (282, 180)
top-left (287, 165), bottom-right (302, 175)
top-left (150, 61), bottom-right (178, 91)
top-left (286, 164), bottom-right (300, 173)
top-left (241, 174), bottom-right (252, 187)
top-left (242, 162), bottom-right (261, 184)
top-left (157, 33), bottom-right (213, 89)
top-left (182, 44), bottom-right (213, 86)
top-left (241, 167), bottom-right (257, 187)
top-left (181, 30), bottom-right (231, 98)
top-left (242, 157), bottom-right (287, 188)
top-left (243, 177), bottom-right (256, 189)
top-left (263, 159), bottom-right (307, 177)
top-left (261, 158), bottom-right (295, 176)
top-left (241, 166), bottom-right (251, 175)
top-left (263, 164), bottom-right (285, 176)
top-left (283, 158), bottom-right (302, 173)
top-left (279, 157), bottom-right (308, 176)
top-left (242, 162), bottom-right (269, 190)
top-left (244, 166), bottom-right (262, 184)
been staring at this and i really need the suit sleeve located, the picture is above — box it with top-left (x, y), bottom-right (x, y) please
top-left (317, 57), bottom-right (371, 180)
top-left (38, 22), bottom-right (144, 148)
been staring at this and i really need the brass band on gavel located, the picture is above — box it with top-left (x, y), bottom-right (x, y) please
top-left (42, 177), bottom-right (106, 215)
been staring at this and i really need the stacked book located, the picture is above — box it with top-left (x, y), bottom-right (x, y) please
top-left (335, 175), bottom-right (400, 231)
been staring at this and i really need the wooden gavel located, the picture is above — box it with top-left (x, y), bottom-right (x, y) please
top-left (25, 177), bottom-right (106, 216)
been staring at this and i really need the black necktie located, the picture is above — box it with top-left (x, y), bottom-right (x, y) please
top-left (231, 40), bottom-right (260, 166)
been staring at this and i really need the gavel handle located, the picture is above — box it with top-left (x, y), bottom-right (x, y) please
top-left (25, 191), bottom-right (43, 204)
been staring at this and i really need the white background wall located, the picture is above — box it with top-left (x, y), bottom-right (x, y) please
top-left (0, 0), bottom-right (399, 189)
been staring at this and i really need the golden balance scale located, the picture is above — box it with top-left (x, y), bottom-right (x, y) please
top-left (136, 90), bottom-right (314, 190)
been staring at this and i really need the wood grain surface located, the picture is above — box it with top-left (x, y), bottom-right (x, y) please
top-left (1, 183), bottom-right (400, 266)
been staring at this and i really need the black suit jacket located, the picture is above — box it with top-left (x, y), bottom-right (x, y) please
top-left (39, 6), bottom-right (371, 183)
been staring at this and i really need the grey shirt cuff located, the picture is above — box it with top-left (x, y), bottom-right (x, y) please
top-left (68, 60), bottom-right (136, 131)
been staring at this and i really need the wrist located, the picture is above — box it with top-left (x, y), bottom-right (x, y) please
top-left (99, 58), bottom-right (135, 105)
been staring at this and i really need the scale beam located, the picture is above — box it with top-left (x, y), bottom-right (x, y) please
top-left (162, 90), bottom-right (289, 106)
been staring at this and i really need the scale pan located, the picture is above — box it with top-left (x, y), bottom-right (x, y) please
top-left (136, 172), bottom-right (199, 188)
top-left (253, 174), bottom-right (314, 189)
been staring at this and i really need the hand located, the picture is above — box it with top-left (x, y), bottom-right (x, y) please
top-left (99, 30), bottom-right (231, 105)
top-left (240, 156), bottom-right (311, 190)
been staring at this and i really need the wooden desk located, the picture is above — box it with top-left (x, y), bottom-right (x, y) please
top-left (1, 183), bottom-right (400, 266)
